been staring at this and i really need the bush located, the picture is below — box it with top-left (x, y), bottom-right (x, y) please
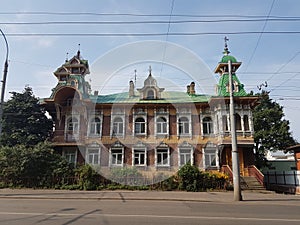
top-left (109, 167), bottom-right (144, 186)
top-left (177, 164), bottom-right (202, 192)
top-left (75, 164), bottom-right (100, 190)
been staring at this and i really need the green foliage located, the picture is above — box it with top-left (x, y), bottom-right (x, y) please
top-left (0, 86), bottom-right (53, 147)
top-left (253, 91), bottom-right (296, 168)
top-left (75, 164), bottom-right (100, 190)
top-left (109, 167), bottom-right (144, 186)
top-left (0, 142), bottom-right (73, 188)
top-left (177, 164), bottom-right (202, 191)
top-left (177, 164), bottom-right (229, 192)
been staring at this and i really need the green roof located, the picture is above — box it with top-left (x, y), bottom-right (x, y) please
top-left (217, 73), bottom-right (247, 97)
top-left (90, 91), bottom-right (211, 104)
top-left (220, 55), bottom-right (238, 63)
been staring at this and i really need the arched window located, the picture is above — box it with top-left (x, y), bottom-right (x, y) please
top-left (156, 117), bottom-right (167, 134)
top-left (222, 115), bottom-right (228, 131)
top-left (243, 115), bottom-right (250, 131)
top-left (67, 117), bottom-right (79, 134)
top-left (203, 117), bottom-right (213, 135)
top-left (89, 117), bottom-right (101, 135)
top-left (135, 117), bottom-right (146, 134)
top-left (147, 89), bottom-right (155, 99)
top-left (179, 117), bottom-right (189, 135)
top-left (113, 117), bottom-right (124, 135)
top-left (235, 113), bottom-right (242, 130)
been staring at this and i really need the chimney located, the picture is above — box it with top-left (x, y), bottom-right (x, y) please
top-left (129, 80), bottom-right (135, 97)
top-left (190, 82), bottom-right (196, 95)
top-left (186, 85), bottom-right (190, 94)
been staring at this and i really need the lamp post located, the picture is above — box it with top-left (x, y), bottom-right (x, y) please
top-left (0, 29), bottom-right (9, 137)
top-left (228, 59), bottom-right (242, 201)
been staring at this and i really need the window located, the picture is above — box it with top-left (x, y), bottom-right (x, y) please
top-left (156, 117), bottom-right (167, 134)
top-left (147, 89), bottom-right (155, 99)
top-left (156, 148), bottom-right (170, 167)
top-left (63, 149), bottom-right (76, 164)
top-left (204, 149), bottom-right (217, 168)
top-left (235, 113), bottom-right (242, 131)
top-left (113, 117), bottom-right (124, 135)
top-left (133, 149), bottom-right (146, 166)
top-left (222, 115), bottom-right (228, 131)
top-left (67, 117), bottom-right (79, 134)
top-left (203, 143), bottom-right (218, 169)
top-left (86, 148), bottom-right (100, 165)
top-left (243, 115), bottom-right (250, 131)
top-left (179, 149), bottom-right (192, 166)
top-left (179, 117), bottom-right (189, 135)
top-left (110, 149), bottom-right (123, 166)
top-left (203, 117), bottom-right (213, 135)
top-left (89, 117), bottom-right (101, 136)
top-left (135, 117), bottom-right (146, 134)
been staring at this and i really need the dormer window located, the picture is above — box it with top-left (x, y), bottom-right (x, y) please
top-left (60, 75), bottom-right (67, 81)
top-left (136, 69), bottom-right (165, 100)
top-left (72, 68), bottom-right (79, 74)
top-left (147, 89), bottom-right (155, 99)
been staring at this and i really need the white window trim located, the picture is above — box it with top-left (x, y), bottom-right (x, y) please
top-left (202, 145), bottom-right (219, 170)
top-left (109, 143), bottom-right (124, 167)
top-left (132, 147), bottom-right (147, 167)
top-left (178, 147), bottom-right (194, 167)
top-left (177, 114), bottom-right (192, 138)
top-left (88, 114), bottom-right (103, 137)
top-left (110, 115), bottom-right (125, 138)
top-left (154, 114), bottom-right (169, 137)
top-left (155, 146), bottom-right (170, 168)
top-left (202, 116), bottom-right (214, 136)
top-left (133, 115), bottom-right (147, 136)
top-left (86, 145), bottom-right (101, 165)
top-left (65, 115), bottom-right (80, 141)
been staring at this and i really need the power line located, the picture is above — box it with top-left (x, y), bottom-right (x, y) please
top-left (159, 0), bottom-right (175, 77)
top-left (4, 31), bottom-right (300, 37)
top-left (2, 18), bottom-right (300, 25)
top-left (1, 11), bottom-right (300, 19)
top-left (243, 0), bottom-right (276, 74)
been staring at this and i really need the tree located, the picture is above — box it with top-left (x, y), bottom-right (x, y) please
top-left (0, 86), bottom-right (53, 147)
top-left (253, 91), bottom-right (296, 168)
top-left (0, 142), bottom-right (74, 187)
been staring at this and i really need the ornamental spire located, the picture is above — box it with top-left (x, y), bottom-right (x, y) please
top-left (223, 36), bottom-right (230, 55)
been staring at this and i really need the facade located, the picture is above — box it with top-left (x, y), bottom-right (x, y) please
top-left (42, 45), bottom-right (258, 177)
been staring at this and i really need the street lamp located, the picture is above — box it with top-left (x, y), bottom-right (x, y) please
top-left (0, 29), bottom-right (9, 137)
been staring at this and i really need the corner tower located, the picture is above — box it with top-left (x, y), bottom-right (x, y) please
top-left (214, 39), bottom-right (247, 97)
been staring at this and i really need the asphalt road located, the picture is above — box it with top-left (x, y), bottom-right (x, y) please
top-left (0, 194), bottom-right (300, 225)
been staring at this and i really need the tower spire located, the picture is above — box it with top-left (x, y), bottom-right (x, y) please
top-left (149, 65), bottom-right (152, 75)
top-left (77, 44), bottom-right (81, 58)
top-left (223, 36), bottom-right (230, 55)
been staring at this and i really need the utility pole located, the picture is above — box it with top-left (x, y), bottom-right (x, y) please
top-left (0, 29), bottom-right (9, 137)
top-left (228, 59), bottom-right (242, 201)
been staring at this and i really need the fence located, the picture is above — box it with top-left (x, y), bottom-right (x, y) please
top-left (264, 171), bottom-right (300, 187)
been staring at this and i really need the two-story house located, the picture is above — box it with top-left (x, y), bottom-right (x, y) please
top-left (42, 44), bottom-right (259, 178)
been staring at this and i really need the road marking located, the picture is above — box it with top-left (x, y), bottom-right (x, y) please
top-left (0, 211), bottom-right (299, 222)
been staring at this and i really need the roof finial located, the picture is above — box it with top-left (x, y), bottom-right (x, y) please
top-left (134, 69), bottom-right (137, 86)
top-left (65, 52), bottom-right (69, 62)
top-left (223, 36), bottom-right (230, 55)
top-left (77, 44), bottom-right (81, 58)
top-left (149, 65), bottom-right (152, 75)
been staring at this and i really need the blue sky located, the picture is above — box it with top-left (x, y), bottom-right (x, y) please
top-left (1, 0), bottom-right (300, 142)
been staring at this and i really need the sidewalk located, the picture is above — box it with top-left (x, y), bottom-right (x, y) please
top-left (1, 188), bottom-right (299, 203)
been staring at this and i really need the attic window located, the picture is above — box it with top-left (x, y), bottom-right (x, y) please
top-left (147, 89), bottom-right (155, 99)
top-left (60, 76), bottom-right (67, 81)
top-left (72, 68), bottom-right (79, 74)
